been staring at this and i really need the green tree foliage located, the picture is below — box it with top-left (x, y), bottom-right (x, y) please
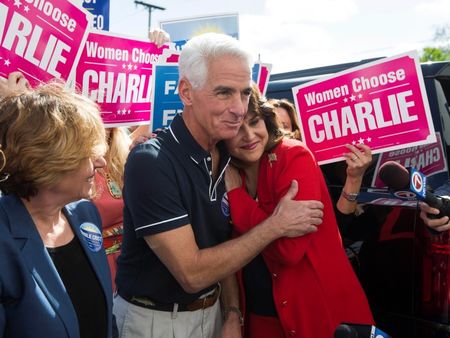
top-left (420, 25), bottom-right (450, 62)
top-left (420, 47), bottom-right (450, 62)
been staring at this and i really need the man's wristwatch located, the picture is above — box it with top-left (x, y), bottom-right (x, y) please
top-left (341, 190), bottom-right (359, 202)
top-left (223, 306), bottom-right (244, 326)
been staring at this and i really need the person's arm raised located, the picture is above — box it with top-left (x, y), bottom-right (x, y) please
top-left (337, 144), bottom-right (372, 214)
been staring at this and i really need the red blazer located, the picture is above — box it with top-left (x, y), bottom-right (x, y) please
top-left (228, 138), bottom-right (374, 338)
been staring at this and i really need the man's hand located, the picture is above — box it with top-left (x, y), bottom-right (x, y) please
top-left (0, 72), bottom-right (31, 97)
top-left (420, 202), bottom-right (450, 232)
top-left (270, 180), bottom-right (323, 238)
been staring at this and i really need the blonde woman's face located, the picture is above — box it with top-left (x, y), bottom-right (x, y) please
top-left (52, 156), bottom-right (106, 201)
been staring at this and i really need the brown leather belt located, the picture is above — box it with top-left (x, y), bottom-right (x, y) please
top-left (119, 285), bottom-right (220, 312)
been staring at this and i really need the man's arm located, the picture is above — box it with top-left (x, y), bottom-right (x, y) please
top-left (219, 275), bottom-right (242, 338)
top-left (145, 180), bottom-right (321, 293)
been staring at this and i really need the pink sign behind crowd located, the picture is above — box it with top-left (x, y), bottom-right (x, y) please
top-left (0, 0), bottom-right (90, 86)
top-left (292, 52), bottom-right (436, 165)
top-left (76, 31), bottom-right (169, 127)
top-left (371, 132), bottom-right (447, 188)
top-left (258, 63), bottom-right (271, 95)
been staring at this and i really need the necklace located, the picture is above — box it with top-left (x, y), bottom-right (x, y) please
top-left (98, 169), bottom-right (122, 199)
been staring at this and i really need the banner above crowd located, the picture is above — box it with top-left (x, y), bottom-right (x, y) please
top-left (76, 30), bottom-right (170, 127)
top-left (0, 0), bottom-right (90, 86)
top-left (292, 51), bottom-right (436, 165)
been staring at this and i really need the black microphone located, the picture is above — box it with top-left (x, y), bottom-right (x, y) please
top-left (378, 161), bottom-right (450, 220)
top-left (378, 161), bottom-right (410, 191)
top-left (334, 323), bottom-right (391, 338)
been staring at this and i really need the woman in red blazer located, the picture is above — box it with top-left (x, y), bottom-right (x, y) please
top-left (224, 85), bottom-right (374, 338)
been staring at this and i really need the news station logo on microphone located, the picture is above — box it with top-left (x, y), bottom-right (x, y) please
top-left (410, 167), bottom-right (426, 200)
top-left (378, 161), bottom-right (450, 234)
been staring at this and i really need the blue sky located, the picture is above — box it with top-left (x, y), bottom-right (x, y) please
top-left (108, 0), bottom-right (450, 73)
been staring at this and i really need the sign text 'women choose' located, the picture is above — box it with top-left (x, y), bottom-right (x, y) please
top-left (292, 52), bottom-right (436, 165)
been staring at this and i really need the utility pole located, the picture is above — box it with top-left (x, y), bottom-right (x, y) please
top-left (134, 1), bottom-right (166, 32)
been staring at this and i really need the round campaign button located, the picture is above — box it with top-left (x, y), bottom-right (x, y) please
top-left (80, 223), bottom-right (103, 252)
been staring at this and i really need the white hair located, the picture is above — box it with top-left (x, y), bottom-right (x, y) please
top-left (178, 33), bottom-right (254, 89)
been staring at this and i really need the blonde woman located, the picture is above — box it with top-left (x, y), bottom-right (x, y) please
top-left (0, 83), bottom-right (114, 337)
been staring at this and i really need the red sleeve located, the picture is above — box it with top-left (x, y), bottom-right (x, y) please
top-left (227, 187), bottom-right (268, 235)
top-left (228, 142), bottom-right (323, 266)
top-left (263, 144), bottom-right (321, 266)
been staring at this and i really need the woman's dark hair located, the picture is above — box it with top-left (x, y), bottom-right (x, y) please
top-left (248, 83), bottom-right (284, 151)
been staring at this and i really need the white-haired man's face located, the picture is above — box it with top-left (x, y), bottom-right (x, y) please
top-left (182, 55), bottom-right (252, 147)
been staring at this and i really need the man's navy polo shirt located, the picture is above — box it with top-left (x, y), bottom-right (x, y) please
top-left (116, 114), bottom-right (232, 303)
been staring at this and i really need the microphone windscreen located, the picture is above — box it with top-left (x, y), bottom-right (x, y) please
top-left (378, 161), bottom-right (410, 190)
top-left (334, 324), bottom-right (358, 338)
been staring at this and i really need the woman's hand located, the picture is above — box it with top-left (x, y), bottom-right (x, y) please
top-left (344, 143), bottom-right (372, 180)
top-left (0, 72), bottom-right (31, 97)
top-left (337, 144), bottom-right (372, 214)
top-left (130, 135), bottom-right (150, 150)
top-left (225, 165), bottom-right (241, 192)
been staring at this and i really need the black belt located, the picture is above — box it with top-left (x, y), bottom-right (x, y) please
top-left (118, 285), bottom-right (220, 312)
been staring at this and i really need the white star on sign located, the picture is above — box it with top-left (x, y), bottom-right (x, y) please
top-left (358, 138), bottom-right (365, 144)
top-left (358, 93), bottom-right (363, 99)
top-left (122, 64), bottom-right (126, 69)
top-left (366, 137), bottom-right (372, 142)
top-left (14, 0), bottom-right (22, 8)
top-left (4, 59), bottom-right (10, 66)
top-left (127, 63), bottom-right (132, 70)
top-left (352, 140), bottom-right (357, 145)
top-left (134, 65), bottom-right (137, 70)
top-left (343, 97), bottom-right (348, 103)
top-left (350, 95), bottom-right (356, 102)
top-left (117, 109), bottom-right (122, 115)
top-left (127, 109), bottom-right (131, 114)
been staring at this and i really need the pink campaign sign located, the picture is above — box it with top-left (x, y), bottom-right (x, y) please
top-left (76, 31), bottom-right (169, 127)
top-left (371, 132), bottom-right (447, 188)
top-left (292, 52), bottom-right (436, 165)
top-left (0, 0), bottom-right (90, 86)
top-left (258, 63), bottom-right (271, 96)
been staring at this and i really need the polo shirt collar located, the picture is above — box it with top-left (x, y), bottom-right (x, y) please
top-left (168, 113), bottom-right (230, 164)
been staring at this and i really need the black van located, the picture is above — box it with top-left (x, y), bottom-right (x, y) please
top-left (267, 60), bottom-right (450, 338)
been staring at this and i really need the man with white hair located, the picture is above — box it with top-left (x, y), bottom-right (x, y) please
top-left (113, 33), bottom-right (324, 337)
